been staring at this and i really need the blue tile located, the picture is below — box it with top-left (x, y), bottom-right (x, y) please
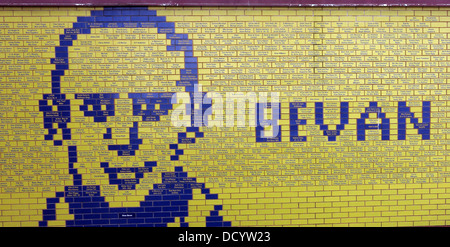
top-left (206, 194), bottom-right (218, 199)
top-left (113, 16), bottom-right (131, 22)
top-left (122, 10), bottom-right (141, 15)
top-left (150, 16), bottom-right (167, 22)
top-left (131, 16), bottom-right (148, 22)
top-left (158, 27), bottom-right (175, 33)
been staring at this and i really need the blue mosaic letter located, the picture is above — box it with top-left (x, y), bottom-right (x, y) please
top-left (398, 101), bottom-right (431, 140)
top-left (314, 102), bottom-right (349, 141)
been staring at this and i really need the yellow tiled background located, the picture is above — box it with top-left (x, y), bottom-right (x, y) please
top-left (1, 6), bottom-right (450, 227)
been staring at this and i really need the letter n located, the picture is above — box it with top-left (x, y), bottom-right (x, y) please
top-left (398, 101), bottom-right (430, 140)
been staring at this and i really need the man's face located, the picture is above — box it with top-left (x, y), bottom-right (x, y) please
top-left (61, 27), bottom-right (189, 203)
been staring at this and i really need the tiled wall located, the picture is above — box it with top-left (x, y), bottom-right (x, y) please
top-left (1, 6), bottom-right (450, 227)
